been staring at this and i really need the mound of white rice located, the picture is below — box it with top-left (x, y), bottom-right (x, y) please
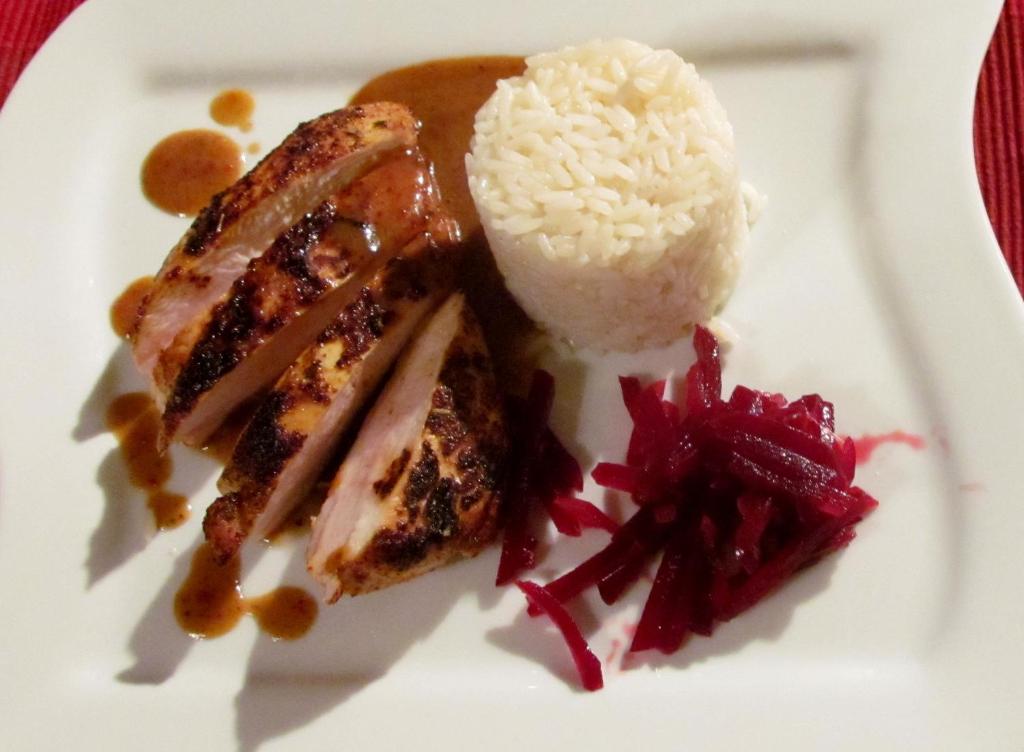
top-left (466, 38), bottom-right (751, 352)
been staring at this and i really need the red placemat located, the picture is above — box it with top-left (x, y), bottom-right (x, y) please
top-left (975, 0), bottom-right (1024, 294)
top-left (2, 0), bottom-right (1022, 295)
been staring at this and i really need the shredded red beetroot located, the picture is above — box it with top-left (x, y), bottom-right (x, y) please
top-left (528, 326), bottom-right (878, 666)
top-left (501, 327), bottom-right (878, 689)
top-left (496, 371), bottom-right (585, 585)
top-left (516, 580), bottom-right (604, 691)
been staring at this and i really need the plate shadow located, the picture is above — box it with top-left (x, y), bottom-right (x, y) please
top-left (234, 550), bottom-right (500, 752)
top-left (117, 533), bottom-right (203, 685)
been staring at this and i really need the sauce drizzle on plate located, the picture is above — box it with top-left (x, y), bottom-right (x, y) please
top-left (141, 129), bottom-right (243, 216)
top-left (351, 55), bottom-right (525, 236)
top-left (209, 88), bottom-right (255, 132)
top-left (110, 275), bottom-right (153, 339)
top-left (174, 543), bottom-right (318, 640)
top-left (104, 392), bottom-right (190, 530)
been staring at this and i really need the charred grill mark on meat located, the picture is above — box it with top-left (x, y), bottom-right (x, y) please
top-left (162, 205), bottom-right (342, 431)
top-left (373, 449), bottom-right (412, 498)
top-left (308, 294), bottom-right (508, 600)
top-left (132, 103), bottom-right (417, 386)
top-left (227, 391), bottom-right (305, 487)
top-left (203, 232), bottom-right (454, 562)
top-left (182, 106), bottom-right (383, 257)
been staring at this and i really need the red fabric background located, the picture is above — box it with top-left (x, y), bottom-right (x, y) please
top-left (1, 0), bottom-right (1021, 295)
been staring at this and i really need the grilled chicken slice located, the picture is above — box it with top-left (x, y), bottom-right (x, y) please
top-left (307, 292), bottom-right (507, 602)
top-left (202, 233), bottom-right (456, 561)
top-left (157, 149), bottom-right (441, 447)
top-left (131, 102), bottom-right (417, 390)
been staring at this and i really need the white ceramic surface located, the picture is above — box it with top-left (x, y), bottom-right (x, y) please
top-left (1, 1), bottom-right (1022, 749)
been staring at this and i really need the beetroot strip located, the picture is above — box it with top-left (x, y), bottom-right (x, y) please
top-left (496, 370), bottom-right (556, 585)
top-left (733, 494), bottom-right (773, 574)
top-left (693, 325), bottom-right (722, 400)
top-left (516, 580), bottom-right (604, 691)
top-left (688, 515), bottom-right (719, 636)
top-left (791, 394), bottom-right (835, 431)
top-left (709, 412), bottom-right (844, 475)
top-left (631, 522), bottom-right (689, 653)
top-left (684, 325), bottom-right (722, 414)
top-left (724, 453), bottom-right (831, 503)
top-left (597, 544), bottom-right (656, 605)
top-left (541, 427), bottom-right (584, 494)
top-left (592, 462), bottom-right (640, 493)
top-left (531, 505), bottom-right (658, 615)
top-left (528, 545), bottom-right (621, 617)
top-left (547, 498), bottom-right (583, 537)
top-left (496, 497), bottom-right (538, 586)
top-left (626, 382), bottom-right (676, 472)
top-left (618, 376), bottom-right (645, 419)
top-left (596, 516), bottom-right (673, 604)
top-left (720, 507), bottom-right (869, 620)
top-left (551, 496), bottom-right (620, 535)
top-left (709, 425), bottom-right (841, 492)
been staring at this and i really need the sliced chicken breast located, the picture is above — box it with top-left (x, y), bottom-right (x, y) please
top-left (202, 234), bottom-right (455, 562)
top-left (307, 292), bottom-right (507, 602)
top-left (157, 149), bottom-right (441, 447)
top-left (131, 102), bottom-right (417, 389)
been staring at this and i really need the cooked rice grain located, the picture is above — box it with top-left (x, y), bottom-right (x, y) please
top-left (467, 39), bottom-right (751, 351)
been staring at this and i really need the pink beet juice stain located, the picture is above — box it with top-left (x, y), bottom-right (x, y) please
top-left (852, 431), bottom-right (925, 464)
top-left (605, 638), bottom-right (622, 667)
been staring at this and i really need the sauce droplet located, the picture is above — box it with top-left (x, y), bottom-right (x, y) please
top-left (175, 543), bottom-right (245, 638)
top-left (210, 88), bottom-right (255, 132)
top-left (141, 129), bottom-right (243, 216)
top-left (247, 142), bottom-right (261, 155)
top-left (106, 393), bottom-right (172, 490)
top-left (147, 489), bottom-right (190, 531)
top-left (105, 392), bottom-right (192, 530)
top-left (853, 431), bottom-right (926, 464)
top-left (174, 543), bottom-right (318, 640)
top-left (246, 586), bottom-right (318, 641)
top-left (110, 275), bottom-right (154, 338)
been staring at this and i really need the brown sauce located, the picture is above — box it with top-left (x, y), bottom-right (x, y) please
top-left (174, 543), bottom-right (245, 638)
top-left (246, 587), bottom-right (318, 640)
top-left (247, 142), bottom-right (260, 155)
top-left (175, 543), bottom-right (317, 640)
top-left (110, 275), bottom-right (153, 338)
top-left (351, 55), bottom-right (525, 236)
top-left (141, 129), bottom-right (243, 216)
top-left (147, 489), bottom-right (191, 530)
top-left (209, 88), bottom-right (255, 132)
top-left (351, 56), bottom-right (540, 391)
top-left (105, 392), bottom-right (191, 530)
top-left (106, 393), bottom-right (170, 487)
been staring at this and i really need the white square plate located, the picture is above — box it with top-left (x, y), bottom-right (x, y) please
top-left (2, 1), bottom-right (1023, 749)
